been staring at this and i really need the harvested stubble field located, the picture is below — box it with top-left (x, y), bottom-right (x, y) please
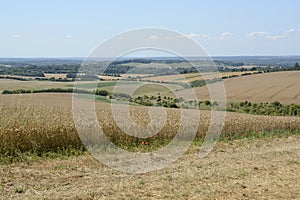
top-left (0, 134), bottom-right (299, 199)
top-left (141, 71), bottom-right (250, 83)
top-left (176, 71), bottom-right (300, 104)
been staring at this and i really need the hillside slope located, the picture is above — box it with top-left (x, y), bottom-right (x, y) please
top-left (177, 71), bottom-right (300, 104)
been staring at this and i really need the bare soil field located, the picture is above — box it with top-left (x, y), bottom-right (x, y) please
top-left (44, 73), bottom-right (67, 79)
top-left (0, 135), bottom-right (299, 199)
top-left (176, 71), bottom-right (300, 104)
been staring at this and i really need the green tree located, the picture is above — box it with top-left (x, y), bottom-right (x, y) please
top-left (95, 89), bottom-right (109, 96)
top-left (204, 100), bottom-right (211, 106)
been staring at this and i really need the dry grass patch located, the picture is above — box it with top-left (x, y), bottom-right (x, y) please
top-left (0, 135), bottom-right (299, 199)
top-left (44, 73), bottom-right (67, 79)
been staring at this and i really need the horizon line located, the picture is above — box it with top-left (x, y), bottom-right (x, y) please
top-left (1, 55), bottom-right (300, 59)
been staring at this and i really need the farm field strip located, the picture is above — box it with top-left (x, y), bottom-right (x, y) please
top-left (1, 93), bottom-right (300, 158)
top-left (176, 71), bottom-right (300, 104)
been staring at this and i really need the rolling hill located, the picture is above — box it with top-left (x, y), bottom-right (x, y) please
top-left (176, 71), bottom-right (300, 104)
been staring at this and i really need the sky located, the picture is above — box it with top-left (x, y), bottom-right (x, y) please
top-left (0, 0), bottom-right (300, 57)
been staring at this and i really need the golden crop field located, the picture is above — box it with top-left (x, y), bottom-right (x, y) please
top-left (0, 79), bottom-right (72, 92)
top-left (176, 71), bottom-right (300, 104)
top-left (1, 93), bottom-right (300, 157)
top-left (0, 79), bottom-right (184, 97)
top-left (141, 71), bottom-right (252, 83)
top-left (141, 73), bottom-right (198, 82)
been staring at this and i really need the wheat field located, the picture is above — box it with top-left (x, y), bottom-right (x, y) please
top-left (176, 71), bottom-right (300, 104)
top-left (1, 93), bottom-right (300, 157)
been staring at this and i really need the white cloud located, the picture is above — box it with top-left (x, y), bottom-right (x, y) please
top-left (185, 33), bottom-right (209, 39)
top-left (220, 32), bottom-right (233, 36)
top-left (265, 35), bottom-right (287, 40)
top-left (145, 33), bottom-right (209, 41)
top-left (185, 32), bottom-right (235, 41)
top-left (146, 28), bottom-right (297, 44)
top-left (219, 32), bottom-right (233, 39)
top-left (146, 35), bottom-right (160, 41)
top-left (247, 28), bottom-right (298, 40)
top-left (287, 29), bottom-right (295, 33)
top-left (248, 32), bottom-right (268, 37)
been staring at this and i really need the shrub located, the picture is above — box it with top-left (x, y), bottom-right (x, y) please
top-left (95, 89), bottom-right (110, 96)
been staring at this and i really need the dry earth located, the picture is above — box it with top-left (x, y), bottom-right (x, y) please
top-left (1, 135), bottom-right (299, 199)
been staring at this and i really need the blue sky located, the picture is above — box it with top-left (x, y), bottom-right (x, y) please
top-left (1, 0), bottom-right (300, 57)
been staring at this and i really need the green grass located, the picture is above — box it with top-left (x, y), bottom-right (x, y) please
top-left (74, 93), bottom-right (112, 103)
top-left (74, 93), bottom-right (137, 105)
top-left (225, 101), bottom-right (300, 117)
top-left (70, 81), bottom-right (141, 89)
top-left (130, 97), bottom-right (300, 117)
top-left (0, 146), bottom-right (87, 164)
top-left (174, 74), bottom-right (202, 81)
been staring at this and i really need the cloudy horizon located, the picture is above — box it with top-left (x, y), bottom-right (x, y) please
top-left (1, 0), bottom-right (299, 57)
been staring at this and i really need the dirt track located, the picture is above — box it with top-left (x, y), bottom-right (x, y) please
top-left (1, 136), bottom-right (300, 199)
